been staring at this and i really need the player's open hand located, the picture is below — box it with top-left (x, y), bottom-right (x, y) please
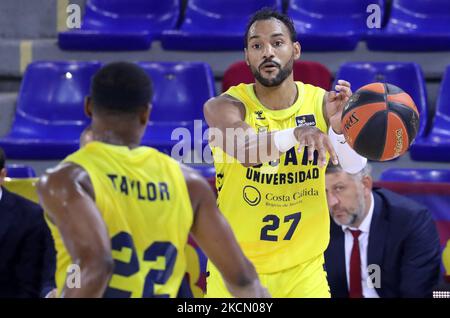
top-left (294, 126), bottom-right (339, 167)
top-left (326, 80), bottom-right (352, 134)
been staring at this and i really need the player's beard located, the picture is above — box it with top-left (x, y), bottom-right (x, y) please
top-left (251, 54), bottom-right (294, 87)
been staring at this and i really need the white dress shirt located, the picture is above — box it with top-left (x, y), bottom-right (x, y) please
top-left (0, 187), bottom-right (3, 201)
top-left (341, 192), bottom-right (379, 298)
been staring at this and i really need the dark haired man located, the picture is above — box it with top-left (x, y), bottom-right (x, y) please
top-left (204, 8), bottom-right (366, 297)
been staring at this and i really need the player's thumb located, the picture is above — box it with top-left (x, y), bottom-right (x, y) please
top-left (328, 91), bottom-right (337, 102)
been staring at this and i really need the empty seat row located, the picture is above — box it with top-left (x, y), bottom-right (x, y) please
top-left (59, 0), bottom-right (180, 51)
top-left (59, 0), bottom-right (450, 52)
top-left (380, 169), bottom-right (450, 183)
top-left (0, 61), bottom-right (215, 160)
top-left (5, 164), bottom-right (36, 178)
top-left (367, 0), bottom-right (450, 51)
top-left (410, 65), bottom-right (450, 162)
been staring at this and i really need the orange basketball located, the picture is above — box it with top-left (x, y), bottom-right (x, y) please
top-left (341, 82), bottom-right (420, 161)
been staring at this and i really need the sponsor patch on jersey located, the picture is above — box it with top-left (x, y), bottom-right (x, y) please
top-left (242, 185), bottom-right (261, 206)
top-left (295, 114), bottom-right (316, 127)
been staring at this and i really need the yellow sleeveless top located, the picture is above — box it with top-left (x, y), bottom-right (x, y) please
top-left (443, 239), bottom-right (450, 279)
top-left (47, 141), bottom-right (193, 297)
top-left (212, 82), bottom-right (330, 273)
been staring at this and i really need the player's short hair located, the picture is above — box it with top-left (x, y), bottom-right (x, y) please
top-left (91, 62), bottom-right (152, 114)
top-left (0, 147), bottom-right (4, 170)
top-left (244, 8), bottom-right (297, 48)
top-left (326, 163), bottom-right (372, 181)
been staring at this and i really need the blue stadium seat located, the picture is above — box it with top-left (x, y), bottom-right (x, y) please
top-left (6, 164), bottom-right (36, 178)
top-left (59, 0), bottom-right (180, 51)
top-left (161, 0), bottom-right (282, 51)
top-left (380, 168), bottom-right (450, 183)
top-left (335, 62), bottom-right (428, 139)
top-left (410, 65), bottom-right (450, 162)
top-left (0, 61), bottom-right (101, 159)
top-left (367, 0), bottom-right (450, 51)
top-left (287, 0), bottom-right (384, 51)
top-left (138, 62), bottom-right (215, 155)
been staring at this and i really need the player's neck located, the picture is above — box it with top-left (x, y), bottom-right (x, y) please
top-left (253, 78), bottom-right (298, 110)
top-left (90, 120), bottom-right (143, 149)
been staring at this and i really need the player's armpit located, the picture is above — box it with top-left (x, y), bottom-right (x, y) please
top-left (181, 165), bottom-right (269, 298)
top-left (37, 163), bottom-right (114, 298)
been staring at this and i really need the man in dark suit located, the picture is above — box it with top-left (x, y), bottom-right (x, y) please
top-left (324, 164), bottom-right (441, 298)
top-left (0, 148), bottom-right (55, 297)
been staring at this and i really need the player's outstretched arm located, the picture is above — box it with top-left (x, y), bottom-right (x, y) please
top-left (37, 163), bottom-right (114, 298)
top-left (204, 95), bottom-right (337, 168)
top-left (181, 165), bottom-right (269, 298)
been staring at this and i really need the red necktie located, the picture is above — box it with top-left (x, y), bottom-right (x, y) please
top-left (349, 229), bottom-right (363, 298)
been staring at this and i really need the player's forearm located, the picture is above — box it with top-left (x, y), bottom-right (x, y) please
top-left (233, 131), bottom-right (282, 167)
top-left (210, 126), bottom-right (286, 167)
top-left (61, 258), bottom-right (114, 298)
top-left (328, 127), bottom-right (367, 173)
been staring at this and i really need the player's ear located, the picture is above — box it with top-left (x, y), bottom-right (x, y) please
top-left (139, 104), bottom-right (151, 125)
top-left (244, 48), bottom-right (250, 66)
top-left (84, 96), bottom-right (93, 118)
top-left (293, 41), bottom-right (301, 60)
top-left (361, 175), bottom-right (373, 196)
top-left (0, 168), bottom-right (6, 184)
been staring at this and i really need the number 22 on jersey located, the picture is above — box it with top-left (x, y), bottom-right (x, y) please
top-left (104, 232), bottom-right (177, 298)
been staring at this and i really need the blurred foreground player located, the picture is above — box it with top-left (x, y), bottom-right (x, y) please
top-left (37, 62), bottom-right (268, 298)
top-left (79, 125), bottom-right (208, 298)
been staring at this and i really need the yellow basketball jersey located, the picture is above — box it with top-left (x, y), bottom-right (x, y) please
top-left (443, 239), bottom-right (450, 279)
top-left (212, 82), bottom-right (330, 273)
top-left (47, 142), bottom-right (193, 298)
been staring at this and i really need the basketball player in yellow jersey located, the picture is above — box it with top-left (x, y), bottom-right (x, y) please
top-left (37, 62), bottom-right (269, 298)
top-left (204, 9), bottom-right (367, 298)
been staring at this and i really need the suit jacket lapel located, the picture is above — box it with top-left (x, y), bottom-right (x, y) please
top-left (0, 188), bottom-right (17, 243)
top-left (329, 220), bottom-right (348, 296)
top-left (367, 191), bottom-right (388, 296)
